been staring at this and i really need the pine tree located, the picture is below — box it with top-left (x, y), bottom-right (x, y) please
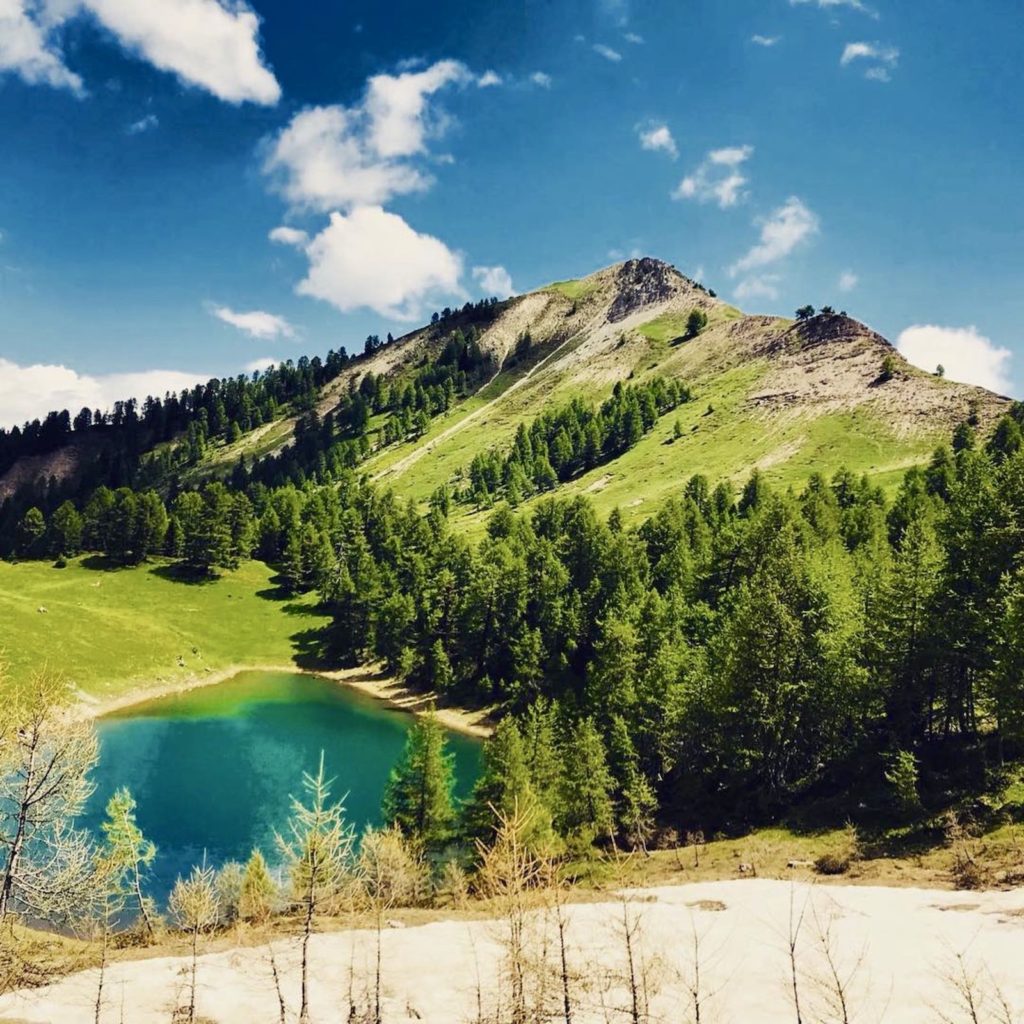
top-left (556, 718), bottom-right (615, 844)
top-left (382, 712), bottom-right (456, 848)
top-left (428, 639), bottom-right (455, 692)
top-left (463, 718), bottom-right (550, 843)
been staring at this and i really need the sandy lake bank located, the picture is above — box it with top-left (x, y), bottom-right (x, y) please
top-left (74, 661), bottom-right (494, 738)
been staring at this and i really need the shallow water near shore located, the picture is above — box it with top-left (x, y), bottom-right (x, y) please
top-left (82, 670), bottom-right (481, 901)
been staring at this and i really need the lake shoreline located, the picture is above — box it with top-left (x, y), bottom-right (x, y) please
top-left (74, 662), bottom-right (494, 738)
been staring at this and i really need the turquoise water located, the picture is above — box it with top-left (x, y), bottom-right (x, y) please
top-left (82, 671), bottom-right (481, 900)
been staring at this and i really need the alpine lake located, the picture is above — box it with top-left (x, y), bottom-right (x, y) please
top-left (82, 670), bottom-right (482, 900)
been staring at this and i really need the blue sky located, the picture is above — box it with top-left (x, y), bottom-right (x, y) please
top-left (1, 0), bottom-right (1021, 424)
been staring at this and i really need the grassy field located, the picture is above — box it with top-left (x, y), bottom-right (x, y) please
top-left (0, 557), bottom-right (325, 701)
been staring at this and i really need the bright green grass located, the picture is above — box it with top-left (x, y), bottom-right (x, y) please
top-left (462, 360), bottom-right (942, 529)
top-left (0, 557), bottom-right (325, 699)
top-left (546, 278), bottom-right (599, 301)
top-left (637, 313), bottom-right (689, 345)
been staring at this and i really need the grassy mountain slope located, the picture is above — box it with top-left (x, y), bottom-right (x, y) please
top-left (323, 257), bottom-right (1005, 529)
top-left (0, 257), bottom-right (1008, 534)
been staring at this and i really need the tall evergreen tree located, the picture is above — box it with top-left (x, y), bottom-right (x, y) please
top-left (382, 712), bottom-right (456, 848)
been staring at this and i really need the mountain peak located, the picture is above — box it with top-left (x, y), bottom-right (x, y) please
top-left (604, 256), bottom-right (711, 323)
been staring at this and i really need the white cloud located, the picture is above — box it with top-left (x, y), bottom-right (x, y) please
top-left (592, 43), bottom-right (622, 62)
top-left (841, 41), bottom-right (899, 80)
top-left (730, 197), bottom-right (820, 276)
top-left (734, 274), bottom-right (782, 302)
top-left (896, 325), bottom-right (1013, 394)
top-left (263, 104), bottom-right (430, 211)
top-left (0, 0), bottom-right (280, 103)
top-left (81, 0), bottom-right (280, 104)
top-left (209, 304), bottom-right (297, 341)
top-left (268, 225), bottom-right (310, 247)
top-left (472, 265), bottom-right (514, 298)
top-left (288, 205), bottom-right (463, 321)
top-left (126, 112), bottom-right (158, 134)
top-left (477, 69), bottom-right (502, 87)
top-left (0, 0), bottom-right (83, 93)
top-left (624, 31), bottom-right (643, 44)
top-left (790, 0), bottom-right (877, 16)
top-left (263, 59), bottom-right (472, 212)
top-left (0, 357), bottom-right (202, 428)
top-left (672, 144), bottom-right (754, 209)
top-left (529, 71), bottom-right (552, 88)
top-left (838, 270), bottom-right (859, 292)
top-left (637, 121), bottom-right (677, 159)
top-left (364, 59), bottom-right (471, 158)
top-left (244, 356), bottom-right (278, 374)
top-left (751, 34), bottom-right (780, 47)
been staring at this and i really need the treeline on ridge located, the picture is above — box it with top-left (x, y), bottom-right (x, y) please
top-left (0, 321), bottom-right (501, 553)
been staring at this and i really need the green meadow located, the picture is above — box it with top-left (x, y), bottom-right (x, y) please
top-left (0, 557), bottom-right (324, 700)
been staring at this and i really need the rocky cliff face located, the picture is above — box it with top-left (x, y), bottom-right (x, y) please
top-left (606, 258), bottom-right (681, 323)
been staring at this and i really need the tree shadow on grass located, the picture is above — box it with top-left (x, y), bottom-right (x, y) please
top-left (290, 625), bottom-right (350, 672)
top-left (148, 562), bottom-right (219, 586)
top-left (255, 585), bottom-right (330, 620)
top-left (80, 554), bottom-right (130, 572)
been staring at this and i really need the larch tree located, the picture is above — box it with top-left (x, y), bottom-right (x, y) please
top-left (98, 787), bottom-right (158, 940)
top-left (276, 753), bottom-right (356, 1024)
top-left (239, 848), bottom-right (277, 923)
top-left (169, 859), bottom-right (220, 1024)
top-left (0, 670), bottom-right (98, 926)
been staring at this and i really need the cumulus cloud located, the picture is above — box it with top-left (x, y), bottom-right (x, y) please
top-left (838, 270), bottom-right (859, 292)
top-left (897, 325), bottom-right (1013, 394)
top-left (472, 265), bottom-right (514, 298)
top-left (263, 59), bottom-right (471, 212)
top-left (0, 0), bottom-right (84, 93)
top-left (209, 304), bottom-right (297, 341)
top-left (364, 59), bottom-right (471, 157)
top-left (751, 34), bottom-right (780, 47)
top-left (530, 70), bottom-right (552, 88)
top-left (730, 197), bottom-right (819, 276)
top-left (841, 41), bottom-right (899, 81)
top-left (0, 0), bottom-right (280, 103)
top-left (285, 205), bottom-right (462, 321)
top-left (734, 274), bottom-right (781, 302)
top-left (672, 145), bottom-right (754, 209)
top-left (477, 69), bottom-right (502, 87)
top-left (637, 121), bottom-right (677, 159)
top-left (592, 43), bottom-right (622, 62)
top-left (0, 357), bottom-right (202, 428)
top-left (624, 32), bottom-right (643, 44)
top-left (80, 0), bottom-right (280, 104)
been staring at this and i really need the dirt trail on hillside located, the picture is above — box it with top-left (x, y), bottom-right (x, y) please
top-left (372, 321), bottom-right (590, 484)
top-left (372, 289), bottom-right (699, 485)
